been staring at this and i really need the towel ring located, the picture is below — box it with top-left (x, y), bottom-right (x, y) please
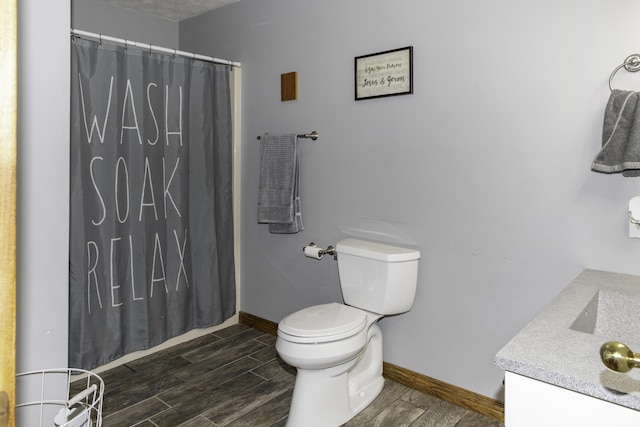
top-left (609, 54), bottom-right (640, 92)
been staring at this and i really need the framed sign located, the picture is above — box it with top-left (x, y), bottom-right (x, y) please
top-left (355, 46), bottom-right (413, 100)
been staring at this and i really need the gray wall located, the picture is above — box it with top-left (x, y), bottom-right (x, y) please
top-left (17, 0), bottom-right (70, 372)
top-left (72, 0), bottom-right (178, 48)
top-left (180, 0), bottom-right (640, 400)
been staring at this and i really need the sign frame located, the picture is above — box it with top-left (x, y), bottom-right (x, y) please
top-left (355, 46), bottom-right (413, 101)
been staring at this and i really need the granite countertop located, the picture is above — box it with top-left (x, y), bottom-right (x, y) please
top-left (495, 269), bottom-right (640, 410)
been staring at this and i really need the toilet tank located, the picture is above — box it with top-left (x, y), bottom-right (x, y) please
top-left (336, 238), bottom-right (420, 315)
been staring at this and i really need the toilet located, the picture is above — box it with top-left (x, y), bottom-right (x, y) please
top-left (275, 238), bottom-right (420, 427)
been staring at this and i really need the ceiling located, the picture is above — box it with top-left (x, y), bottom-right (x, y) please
top-left (95, 0), bottom-right (240, 21)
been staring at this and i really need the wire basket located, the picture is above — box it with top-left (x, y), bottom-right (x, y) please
top-left (16, 368), bottom-right (104, 427)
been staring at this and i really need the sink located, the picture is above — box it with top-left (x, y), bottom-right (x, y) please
top-left (495, 270), bottom-right (640, 412)
top-left (570, 289), bottom-right (640, 344)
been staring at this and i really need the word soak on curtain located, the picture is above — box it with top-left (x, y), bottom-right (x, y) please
top-left (69, 38), bottom-right (236, 370)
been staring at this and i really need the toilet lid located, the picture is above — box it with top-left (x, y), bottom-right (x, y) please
top-left (278, 303), bottom-right (367, 342)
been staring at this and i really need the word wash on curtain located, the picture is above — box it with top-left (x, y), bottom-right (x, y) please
top-left (69, 37), bottom-right (236, 370)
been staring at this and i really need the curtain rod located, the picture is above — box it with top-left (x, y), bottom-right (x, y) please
top-left (70, 28), bottom-right (241, 68)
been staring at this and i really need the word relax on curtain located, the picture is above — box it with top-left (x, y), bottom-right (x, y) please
top-left (78, 74), bottom-right (191, 314)
top-left (86, 230), bottom-right (189, 313)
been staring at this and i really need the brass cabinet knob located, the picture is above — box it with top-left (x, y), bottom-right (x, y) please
top-left (600, 341), bottom-right (640, 373)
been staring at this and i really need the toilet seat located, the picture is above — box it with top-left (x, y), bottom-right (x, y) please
top-left (278, 302), bottom-right (367, 344)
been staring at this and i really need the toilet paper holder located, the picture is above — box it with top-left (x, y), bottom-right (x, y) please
top-left (303, 242), bottom-right (337, 260)
top-left (628, 196), bottom-right (640, 238)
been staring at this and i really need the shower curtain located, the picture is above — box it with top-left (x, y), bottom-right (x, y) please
top-left (69, 38), bottom-right (236, 369)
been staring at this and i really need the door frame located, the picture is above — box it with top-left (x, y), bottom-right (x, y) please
top-left (0, 0), bottom-right (18, 425)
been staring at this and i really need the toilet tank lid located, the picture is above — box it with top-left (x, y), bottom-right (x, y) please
top-left (336, 238), bottom-right (420, 262)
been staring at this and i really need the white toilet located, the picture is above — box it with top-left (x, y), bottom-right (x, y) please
top-left (275, 238), bottom-right (420, 427)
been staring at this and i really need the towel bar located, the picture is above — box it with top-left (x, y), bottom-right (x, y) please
top-left (609, 54), bottom-right (640, 92)
top-left (257, 131), bottom-right (318, 141)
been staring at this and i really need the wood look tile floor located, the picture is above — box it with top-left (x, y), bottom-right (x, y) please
top-left (94, 324), bottom-right (504, 426)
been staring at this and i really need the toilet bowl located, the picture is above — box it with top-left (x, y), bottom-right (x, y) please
top-left (276, 303), bottom-right (384, 427)
top-left (275, 238), bottom-right (421, 427)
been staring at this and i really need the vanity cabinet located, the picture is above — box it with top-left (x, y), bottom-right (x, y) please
top-left (504, 372), bottom-right (640, 426)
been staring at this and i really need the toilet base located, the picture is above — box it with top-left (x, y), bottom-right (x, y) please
top-left (285, 324), bottom-right (383, 427)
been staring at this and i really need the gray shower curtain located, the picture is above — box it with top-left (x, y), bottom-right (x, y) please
top-left (69, 38), bottom-right (236, 369)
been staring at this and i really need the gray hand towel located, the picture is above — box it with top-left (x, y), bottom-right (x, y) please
top-left (257, 133), bottom-right (303, 233)
top-left (592, 90), bottom-right (640, 176)
top-left (268, 163), bottom-right (303, 234)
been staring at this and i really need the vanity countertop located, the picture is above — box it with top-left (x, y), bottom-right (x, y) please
top-left (495, 269), bottom-right (640, 410)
